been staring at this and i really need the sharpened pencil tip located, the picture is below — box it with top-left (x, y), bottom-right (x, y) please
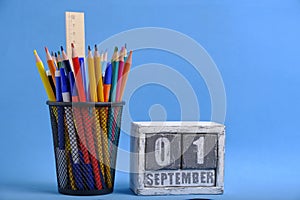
top-left (55, 52), bottom-right (57, 57)
top-left (88, 45), bottom-right (91, 51)
top-left (114, 46), bottom-right (118, 52)
top-left (33, 50), bottom-right (37, 55)
top-left (60, 46), bottom-right (64, 51)
top-left (51, 51), bottom-right (54, 56)
top-left (44, 47), bottom-right (48, 53)
top-left (71, 43), bottom-right (74, 48)
top-left (58, 51), bottom-right (61, 55)
top-left (94, 44), bottom-right (98, 51)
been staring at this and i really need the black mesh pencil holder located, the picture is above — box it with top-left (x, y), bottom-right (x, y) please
top-left (46, 101), bottom-right (125, 196)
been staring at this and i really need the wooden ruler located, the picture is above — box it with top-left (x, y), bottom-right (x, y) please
top-left (65, 12), bottom-right (85, 58)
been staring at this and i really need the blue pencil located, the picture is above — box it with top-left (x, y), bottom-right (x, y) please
top-left (55, 70), bottom-right (65, 149)
top-left (69, 72), bottom-right (95, 190)
top-left (61, 68), bottom-right (84, 190)
top-left (109, 47), bottom-right (119, 102)
top-left (79, 58), bottom-right (88, 101)
top-left (55, 70), bottom-right (68, 188)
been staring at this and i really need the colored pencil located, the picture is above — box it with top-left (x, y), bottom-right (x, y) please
top-left (51, 51), bottom-right (57, 68)
top-left (119, 50), bottom-right (133, 101)
top-left (124, 44), bottom-right (128, 62)
top-left (55, 70), bottom-right (68, 188)
top-left (56, 52), bottom-right (64, 70)
top-left (103, 62), bottom-right (112, 102)
top-left (88, 45), bottom-right (108, 187)
top-left (34, 50), bottom-right (56, 101)
top-left (79, 57), bottom-right (88, 100)
top-left (71, 43), bottom-right (86, 102)
top-left (116, 47), bottom-right (125, 102)
top-left (61, 46), bottom-right (72, 75)
top-left (109, 47), bottom-right (119, 102)
top-left (46, 70), bottom-right (56, 97)
top-left (61, 68), bottom-right (83, 190)
top-left (94, 45), bottom-right (104, 102)
top-left (87, 46), bottom-right (97, 102)
top-left (69, 71), bottom-right (95, 189)
top-left (101, 50), bottom-right (108, 82)
top-left (45, 47), bottom-right (56, 85)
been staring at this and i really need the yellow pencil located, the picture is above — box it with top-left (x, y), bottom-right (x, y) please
top-left (87, 46), bottom-right (98, 101)
top-left (94, 45), bottom-right (104, 102)
top-left (34, 50), bottom-right (56, 101)
top-left (88, 45), bottom-right (111, 186)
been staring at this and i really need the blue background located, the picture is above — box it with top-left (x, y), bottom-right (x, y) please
top-left (1, 0), bottom-right (300, 199)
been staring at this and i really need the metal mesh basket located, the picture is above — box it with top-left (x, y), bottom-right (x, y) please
top-left (47, 101), bottom-right (124, 195)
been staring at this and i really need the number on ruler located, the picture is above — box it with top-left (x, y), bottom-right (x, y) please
top-left (193, 136), bottom-right (205, 164)
top-left (154, 137), bottom-right (171, 166)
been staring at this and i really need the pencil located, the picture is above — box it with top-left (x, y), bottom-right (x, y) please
top-left (87, 45), bottom-right (97, 102)
top-left (71, 43), bottom-right (86, 102)
top-left (79, 58), bottom-right (88, 100)
top-left (94, 45), bottom-right (104, 102)
top-left (45, 47), bottom-right (56, 85)
top-left (69, 71), bottom-right (95, 189)
top-left (51, 51), bottom-right (57, 68)
top-left (46, 70), bottom-right (56, 97)
top-left (88, 45), bottom-right (108, 187)
top-left (101, 50), bottom-right (108, 77)
top-left (61, 68), bottom-right (83, 189)
top-left (124, 43), bottom-right (128, 62)
top-left (109, 47), bottom-right (119, 102)
top-left (56, 52), bottom-right (64, 70)
top-left (119, 50), bottom-right (133, 101)
top-left (101, 79), bottom-right (114, 188)
top-left (103, 63), bottom-right (112, 102)
top-left (33, 50), bottom-right (56, 101)
top-left (116, 47), bottom-right (125, 102)
top-left (55, 70), bottom-right (68, 188)
top-left (61, 46), bottom-right (72, 75)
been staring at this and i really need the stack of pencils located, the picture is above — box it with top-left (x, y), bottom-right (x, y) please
top-left (34, 44), bottom-right (132, 103)
top-left (34, 44), bottom-right (132, 193)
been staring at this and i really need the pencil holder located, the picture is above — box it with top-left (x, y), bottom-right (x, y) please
top-left (46, 101), bottom-right (124, 196)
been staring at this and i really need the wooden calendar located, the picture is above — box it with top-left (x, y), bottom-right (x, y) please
top-left (130, 121), bottom-right (225, 195)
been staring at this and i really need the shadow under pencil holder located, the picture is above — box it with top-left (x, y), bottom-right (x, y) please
top-left (46, 101), bottom-right (125, 196)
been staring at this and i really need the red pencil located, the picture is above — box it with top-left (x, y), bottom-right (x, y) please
top-left (71, 43), bottom-right (86, 102)
top-left (69, 71), bottom-right (103, 189)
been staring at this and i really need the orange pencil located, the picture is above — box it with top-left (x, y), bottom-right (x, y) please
top-left (45, 47), bottom-right (56, 85)
top-left (51, 51), bottom-right (57, 67)
top-left (119, 50), bottom-right (133, 101)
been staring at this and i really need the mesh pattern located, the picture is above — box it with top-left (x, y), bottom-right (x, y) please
top-left (48, 103), bottom-right (123, 195)
top-left (108, 107), bottom-right (123, 168)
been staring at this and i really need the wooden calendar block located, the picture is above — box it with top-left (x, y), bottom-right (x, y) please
top-left (145, 133), bottom-right (181, 170)
top-left (182, 134), bottom-right (217, 169)
top-left (130, 121), bottom-right (225, 196)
